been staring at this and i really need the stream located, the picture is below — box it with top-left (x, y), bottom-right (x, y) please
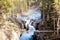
top-left (17, 8), bottom-right (41, 40)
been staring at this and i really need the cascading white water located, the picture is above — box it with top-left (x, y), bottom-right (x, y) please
top-left (20, 22), bottom-right (36, 40)
top-left (17, 7), bottom-right (41, 40)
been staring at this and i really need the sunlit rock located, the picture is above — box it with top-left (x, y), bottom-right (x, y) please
top-left (0, 30), bottom-right (7, 40)
top-left (0, 21), bottom-right (20, 40)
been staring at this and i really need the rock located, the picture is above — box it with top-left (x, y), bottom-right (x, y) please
top-left (0, 21), bottom-right (20, 40)
top-left (0, 30), bottom-right (7, 40)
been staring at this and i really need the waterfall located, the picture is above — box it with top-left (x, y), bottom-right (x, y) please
top-left (17, 8), bottom-right (41, 40)
top-left (20, 22), bottom-right (36, 40)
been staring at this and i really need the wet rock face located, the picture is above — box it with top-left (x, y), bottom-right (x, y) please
top-left (33, 32), bottom-right (41, 40)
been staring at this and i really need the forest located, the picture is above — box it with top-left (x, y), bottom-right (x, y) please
top-left (0, 0), bottom-right (60, 40)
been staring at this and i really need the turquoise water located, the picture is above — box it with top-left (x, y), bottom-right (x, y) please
top-left (20, 24), bottom-right (35, 40)
top-left (20, 31), bottom-right (33, 40)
